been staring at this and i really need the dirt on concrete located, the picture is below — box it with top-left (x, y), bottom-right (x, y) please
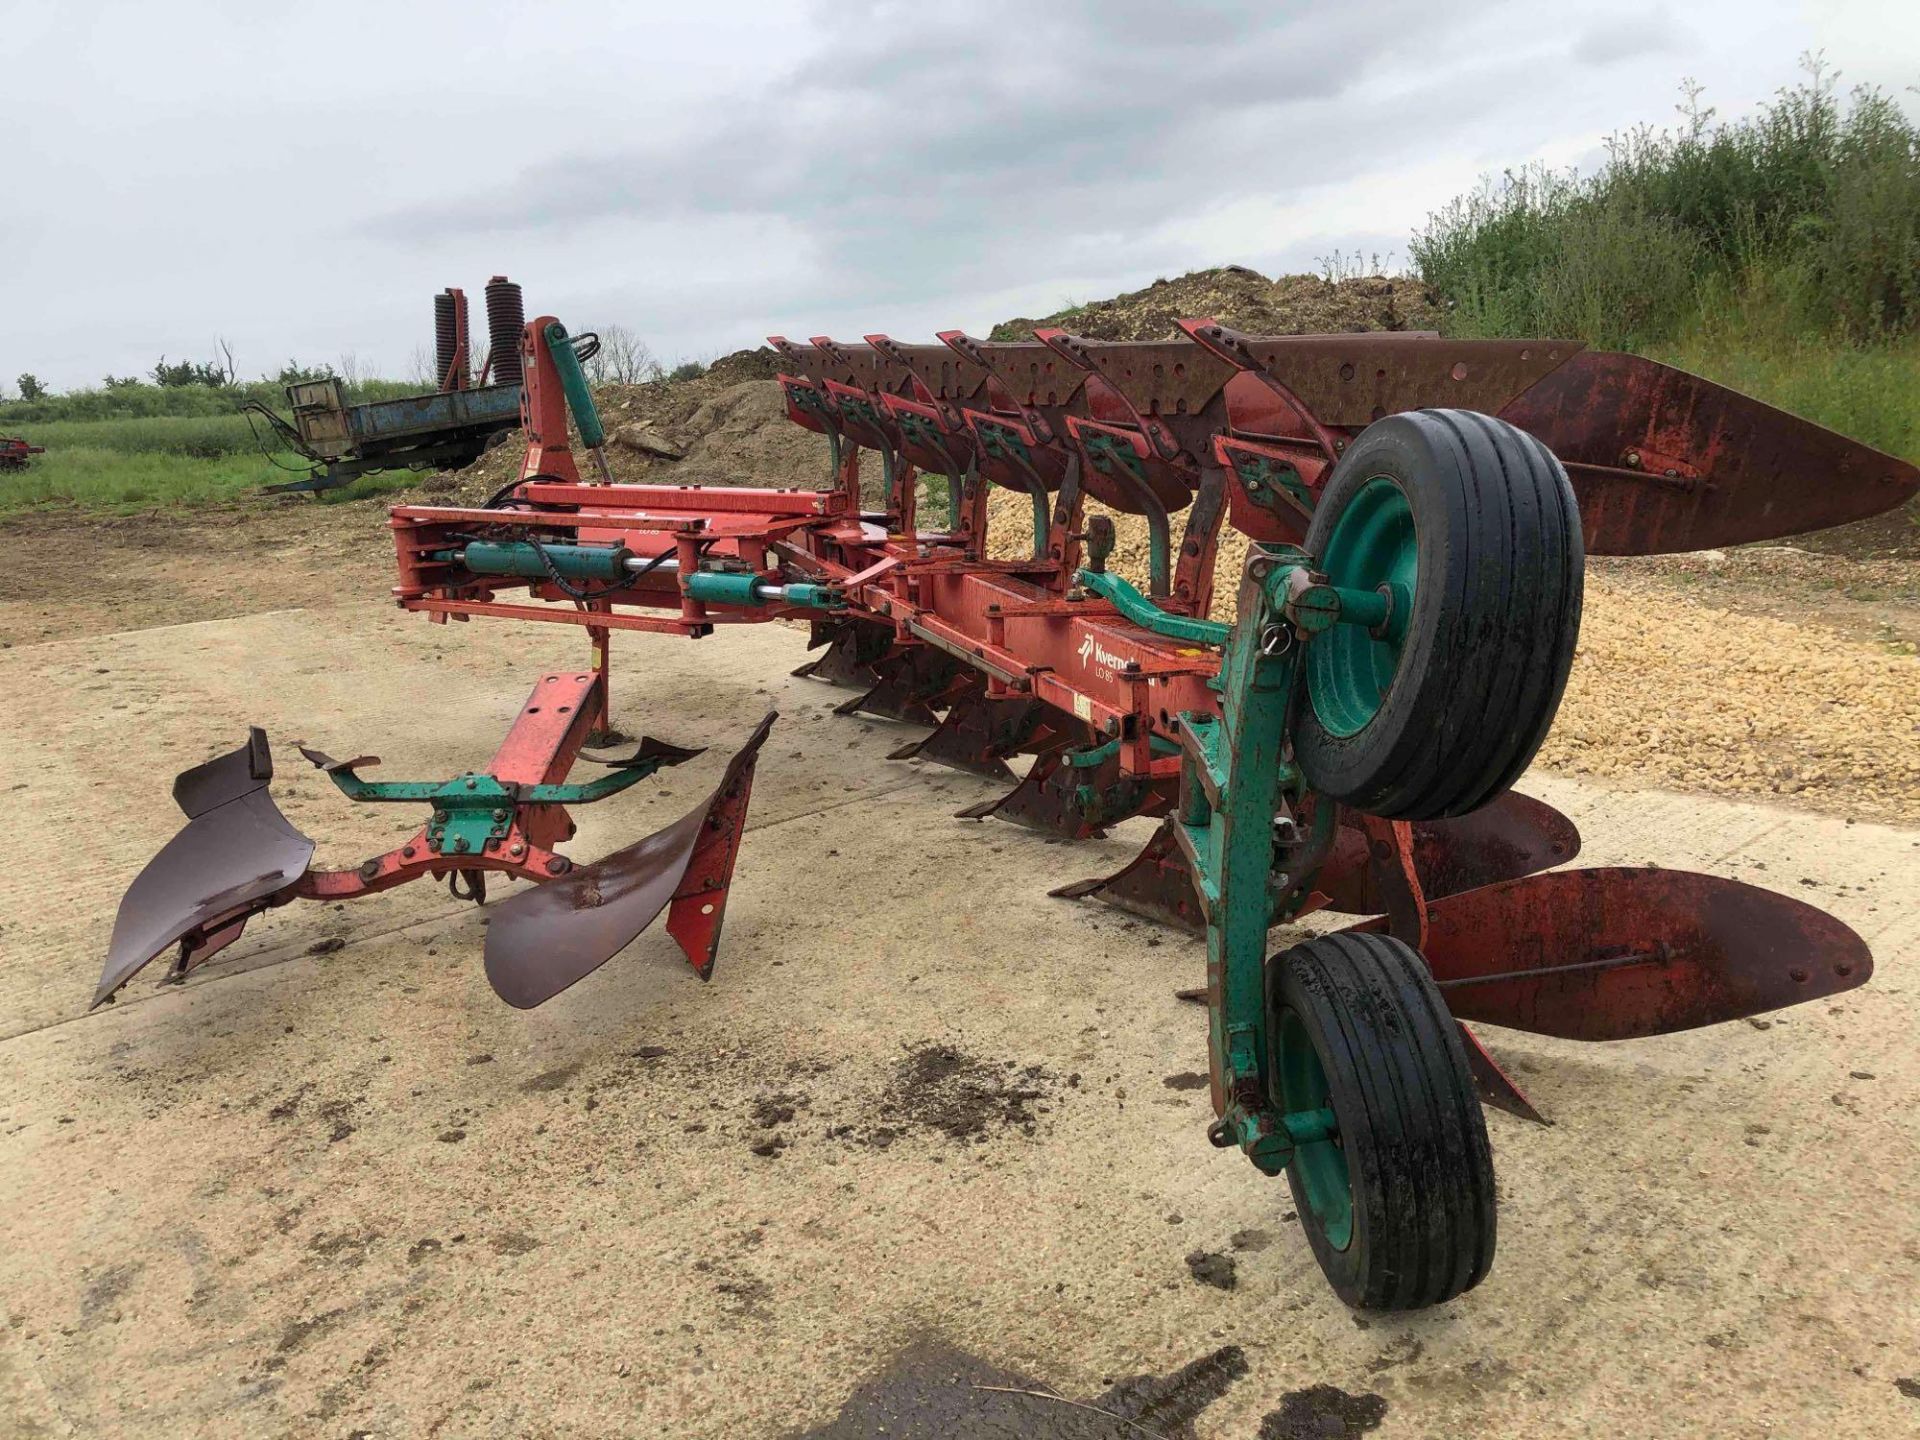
top-left (0, 499), bottom-right (397, 646)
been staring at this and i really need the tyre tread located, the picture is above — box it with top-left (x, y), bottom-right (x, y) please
top-left (1272, 931), bottom-right (1496, 1309)
top-left (1297, 408), bottom-right (1583, 819)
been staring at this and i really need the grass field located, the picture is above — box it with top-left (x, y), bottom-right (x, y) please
top-left (0, 374), bottom-right (435, 512)
top-left (0, 410), bottom-right (420, 512)
top-left (1, 447), bottom-right (418, 511)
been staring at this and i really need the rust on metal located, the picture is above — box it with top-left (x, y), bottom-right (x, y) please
top-left (1049, 815), bottom-right (1207, 932)
top-left (1355, 866), bottom-right (1872, 1040)
top-left (1457, 1023), bottom-right (1550, 1125)
top-left (1318, 791), bottom-right (1582, 913)
top-left (1501, 349), bottom-right (1920, 553)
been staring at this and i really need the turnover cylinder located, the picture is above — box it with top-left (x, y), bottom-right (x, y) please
top-left (486, 276), bottom-right (525, 387)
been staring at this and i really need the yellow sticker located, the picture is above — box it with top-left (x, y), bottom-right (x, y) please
top-left (1073, 693), bottom-right (1092, 722)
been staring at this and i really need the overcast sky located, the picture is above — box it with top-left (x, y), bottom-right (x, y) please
top-left (3, 0), bottom-right (1915, 392)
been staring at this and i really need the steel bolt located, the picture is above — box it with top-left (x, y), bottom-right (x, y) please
top-left (453, 838), bottom-right (470, 853)
top-left (545, 856), bottom-right (571, 875)
top-left (492, 809), bottom-right (507, 821)
top-left (359, 859), bottom-right (381, 880)
top-left (509, 842), bottom-right (525, 858)
top-left (464, 778), bottom-right (477, 791)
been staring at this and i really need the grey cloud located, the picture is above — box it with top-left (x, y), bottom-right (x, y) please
top-left (1571, 11), bottom-right (1683, 66)
top-left (374, 1), bottom-right (1451, 244)
top-left (368, 0), bottom-right (1527, 332)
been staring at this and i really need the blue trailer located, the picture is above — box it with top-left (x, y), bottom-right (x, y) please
top-left (250, 378), bottom-right (524, 495)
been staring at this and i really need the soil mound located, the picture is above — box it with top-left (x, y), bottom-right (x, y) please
top-left (443, 346), bottom-right (826, 502)
top-left (991, 265), bottom-right (1442, 340)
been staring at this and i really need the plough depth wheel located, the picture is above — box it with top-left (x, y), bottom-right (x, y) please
top-left (1270, 931), bottom-right (1496, 1310)
top-left (1296, 409), bottom-right (1583, 820)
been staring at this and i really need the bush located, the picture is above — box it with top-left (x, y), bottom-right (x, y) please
top-left (1412, 62), bottom-right (1920, 347)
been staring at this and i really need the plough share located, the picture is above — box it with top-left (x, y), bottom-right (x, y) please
top-left (106, 307), bottom-right (1917, 1310)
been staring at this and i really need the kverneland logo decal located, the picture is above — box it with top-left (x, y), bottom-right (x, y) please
top-left (1077, 635), bottom-right (1128, 670)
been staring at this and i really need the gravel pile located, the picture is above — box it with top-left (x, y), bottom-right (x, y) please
top-left (1544, 573), bottom-right (1918, 821)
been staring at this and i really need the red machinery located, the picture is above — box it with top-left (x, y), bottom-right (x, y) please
top-left (106, 311), bottom-right (1917, 1310)
top-left (1, 434), bottom-right (45, 470)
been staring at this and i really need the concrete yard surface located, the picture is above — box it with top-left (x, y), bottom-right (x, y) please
top-left (2, 606), bottom-right (1917, 1438)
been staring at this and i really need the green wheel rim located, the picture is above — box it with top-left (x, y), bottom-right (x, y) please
top-left (1276, 1008), bottom-right (1353, 1251)
top-left (1306, 475), bottom-right (1417, 737)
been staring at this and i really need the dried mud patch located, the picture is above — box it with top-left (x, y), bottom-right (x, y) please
top-left (883, 1041), bottom-right (1054, 1143)
top-left (744, 1043), bottom-right (1060, 1158)
top-left (796, 1337), bottom-right (1248, 1439)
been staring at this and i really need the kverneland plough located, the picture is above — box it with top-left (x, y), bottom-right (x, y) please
top-left (105, 310), bottom-right (1916, 1310)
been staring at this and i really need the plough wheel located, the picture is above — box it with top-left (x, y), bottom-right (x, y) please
top-left (1269, 931), bottom-right (1495, 1310)
top-left (1296, 409), bottom-right (1582, 820)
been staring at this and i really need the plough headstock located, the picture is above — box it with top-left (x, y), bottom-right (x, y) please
top-left (105, 304), bottom-right (1909, 1312)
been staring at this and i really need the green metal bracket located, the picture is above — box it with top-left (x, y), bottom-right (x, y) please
top-left (1075, 568), bottom-right (1231, 647)
top-left (835, 394), bottom-right (898, 496)
top-left (784, 383), bottom-right (845, 485)
top-left (1234, 456), bottom-right (1315, 516)
top-left (976, 421), bottom-right (1051, 555)
top-left (1174, 544), bottom-right (1330, 1174)
top-left (315, 757), bottom-right (671, 858)
top-left (1059, 734), bottom-right (1181, 769)
top-left (1081, 432), bottom-right (1170, 594)
top-left (894, 410), bottom-right (964, 529)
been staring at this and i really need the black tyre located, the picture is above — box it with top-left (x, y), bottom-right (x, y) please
top-left (1295, 408), bottom-right (1582, 819)
top-left (1269, 930), bottom-right (1495, 1309)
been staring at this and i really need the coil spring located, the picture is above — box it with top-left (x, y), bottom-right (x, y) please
top-left (485, 276), bottom-right (525, 387)
top-left (433, 291), bottom-right (459, 391)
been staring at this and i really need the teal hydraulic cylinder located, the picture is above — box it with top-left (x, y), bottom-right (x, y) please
top-left (543, 322), bottom-right (606, 450)
top-left (683, 571), bottom-right (843, 609)
top-left (439, 542), bottom-right (630, 581)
